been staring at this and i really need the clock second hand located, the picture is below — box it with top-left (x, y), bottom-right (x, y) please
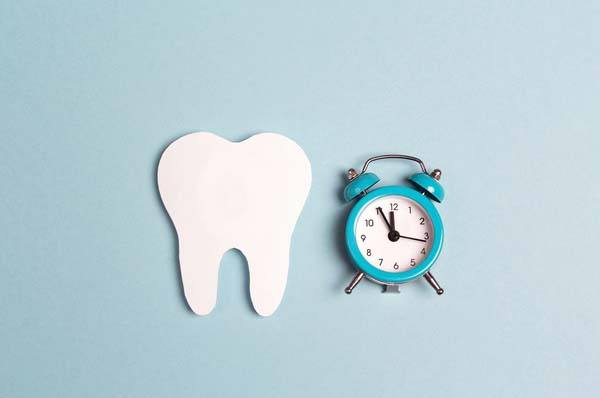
top-left (376, 207), bottom-right (427, 243)
top-left (398, 234), bottom-right (427, 243)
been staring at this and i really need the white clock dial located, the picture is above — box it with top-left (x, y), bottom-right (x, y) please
top-left (354, 195), bottom-right (434, 273)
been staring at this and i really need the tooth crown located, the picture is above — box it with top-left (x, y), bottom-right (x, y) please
top-left (157, 132), bottom-right (312, 316)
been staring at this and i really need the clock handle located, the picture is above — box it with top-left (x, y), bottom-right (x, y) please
top-left (360, 154), bottom-right (429, 174)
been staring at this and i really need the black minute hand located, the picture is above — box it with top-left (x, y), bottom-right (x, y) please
top-left (376, 207), bottom-right (393, 231)
top-left (378, 207), bottom-right (401, 242)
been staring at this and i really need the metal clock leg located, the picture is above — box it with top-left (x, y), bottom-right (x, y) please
top-left (423, 272), bottom-right (444, 295)
top-left (345, 271), bottom-right (365, 294)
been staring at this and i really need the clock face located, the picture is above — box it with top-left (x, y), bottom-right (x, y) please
top-left (354, 195), bottom-right (434, 273)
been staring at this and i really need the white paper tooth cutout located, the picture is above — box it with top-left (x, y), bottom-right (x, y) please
top-left (157, 132), bottom-right (312, 316)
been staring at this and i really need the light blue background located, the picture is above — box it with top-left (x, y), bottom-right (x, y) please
top-left (2, 1), bottom-right (599, 397)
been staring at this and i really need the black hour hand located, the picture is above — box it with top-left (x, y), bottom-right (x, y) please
top-left (376, 207), bottom-right (392, 231)
top-left (377, 207), bottom-right (400, 242)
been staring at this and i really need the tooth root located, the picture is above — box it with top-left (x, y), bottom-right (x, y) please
top-left (178, 238), bottom-right (223, 315)
top-left (243, 242), bottom-right (290, 317)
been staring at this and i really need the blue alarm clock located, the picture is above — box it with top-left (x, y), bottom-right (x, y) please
top-left (343, 154), bottom-right (446, 295)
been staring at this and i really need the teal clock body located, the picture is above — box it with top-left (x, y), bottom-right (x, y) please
top-left (342, 155), bottom-right (447, 295)
top-left (345, 185), bottom-right (444, 284)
